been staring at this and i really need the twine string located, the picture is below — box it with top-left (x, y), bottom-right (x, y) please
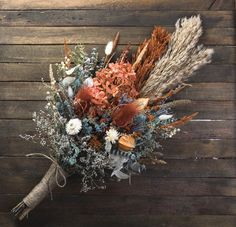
top-left (26, 153), bottom-right (67, 188)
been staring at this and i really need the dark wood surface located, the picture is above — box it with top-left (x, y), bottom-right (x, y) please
top-left (0, 0), bottom-right (235, 226)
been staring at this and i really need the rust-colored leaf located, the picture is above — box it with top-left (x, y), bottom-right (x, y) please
top-left (160, 112), bottom-right (198, 129)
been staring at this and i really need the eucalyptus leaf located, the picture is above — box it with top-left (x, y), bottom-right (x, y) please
top-left (71, 142), bottom-right (80, 156)
top-left (130, 162), bottom-right (141, 173)
top-left (65, 66), bottom-right (80, 76)
top-left (62, 76), bottom-right (76, 87)
top-left (111, 170), bottom-right (129, 180)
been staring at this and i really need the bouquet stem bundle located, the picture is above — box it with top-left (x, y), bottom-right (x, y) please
top-left (12, 164), bottom-right (68, 220)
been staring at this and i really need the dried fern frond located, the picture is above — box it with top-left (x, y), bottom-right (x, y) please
top-left (133, 27), bottom-right (170, 91)
top-left (141, 15), bottom-right (214, 97)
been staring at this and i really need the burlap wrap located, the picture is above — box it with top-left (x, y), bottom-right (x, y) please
top-left (13, 163), bottom-right (68, 220)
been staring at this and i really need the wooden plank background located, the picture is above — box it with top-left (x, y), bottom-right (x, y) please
top-left (0, 0), bottom-right (235, 226)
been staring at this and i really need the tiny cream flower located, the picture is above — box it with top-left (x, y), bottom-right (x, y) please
top-left (105, 41), bottom-right (113, 56)
top-left (66, 118), bottom-right (82, 135)
top-left (105, 128), bottom-right (119, 144)
top-left (159, 114), bottom-right (173, 121)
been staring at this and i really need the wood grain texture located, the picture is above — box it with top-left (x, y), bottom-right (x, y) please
top-left (1, 194), bottom-right (236, 214)
top-left (0, 119), bottom-right (234, 139)
top-left (0, 0), bottom-right (234, 10)
top-left (0, 82), bottom-right (234, 101)
top-left (1, 214), bottom-right (236, 227)
top-left (0, 0), bottom-right (235, 225)
top-left (2, 175), bottom-right (236, 196)
top-left (1, 63), bottom-right (235, 82)
top-left (0, 10), bottom-right (234, 28)
top-left (0, 138), bottom-right (235, 158)
top-left (0, 27), bottom-right (234, 45)
top-left (0, 100), bottom-right (234, 120)
top-left (1, 158), bottom-right (236, 179)
top-left (0, 45), bottom-right (234, 64)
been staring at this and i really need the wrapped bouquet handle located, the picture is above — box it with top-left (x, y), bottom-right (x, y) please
top-left (12, 156), bottom-right (68, 220)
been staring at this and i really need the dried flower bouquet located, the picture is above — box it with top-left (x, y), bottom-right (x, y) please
top-left (12, 15), bottom-right (213, 220)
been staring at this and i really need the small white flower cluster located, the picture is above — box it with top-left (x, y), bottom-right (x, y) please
top-left (45, 91), bottom-right (52, 101)
top-left (60, 56), bottom-right (70, 70)
top-left (60, 62), bottom-right (68, 70)
top-left (65, 56), bottom-right (70, 64)
top-left (162, 127), bottom-right (180, 138)
top-left (66, 118), bottom-right (82, 135)
top-left (169, 128), bottom-right (180, 138)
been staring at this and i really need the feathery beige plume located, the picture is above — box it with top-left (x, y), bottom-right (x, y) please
top-left (140, 15), bottom-right (214, 97)
top-left (49, 64), bottom-right (56, 86)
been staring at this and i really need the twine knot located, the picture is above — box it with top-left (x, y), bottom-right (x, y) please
top-left (26, 153), bottom-right (67, 188)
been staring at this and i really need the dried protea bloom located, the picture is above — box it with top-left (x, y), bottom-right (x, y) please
top-left (112, 103), bottom-right (139, 127)
top-left (74, 86), bottom-right (93, 116)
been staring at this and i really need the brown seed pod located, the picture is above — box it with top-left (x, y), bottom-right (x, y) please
top-left (118, 134), bottom-right (136, 151)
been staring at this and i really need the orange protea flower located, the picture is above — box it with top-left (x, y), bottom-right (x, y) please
top-left (74, 86), bottom-right (93, 116)
top-left (112, 103), bottom-right (139, 128)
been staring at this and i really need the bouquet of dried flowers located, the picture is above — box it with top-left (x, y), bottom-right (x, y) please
top-left (12, 15), bottom-right (213, 220)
